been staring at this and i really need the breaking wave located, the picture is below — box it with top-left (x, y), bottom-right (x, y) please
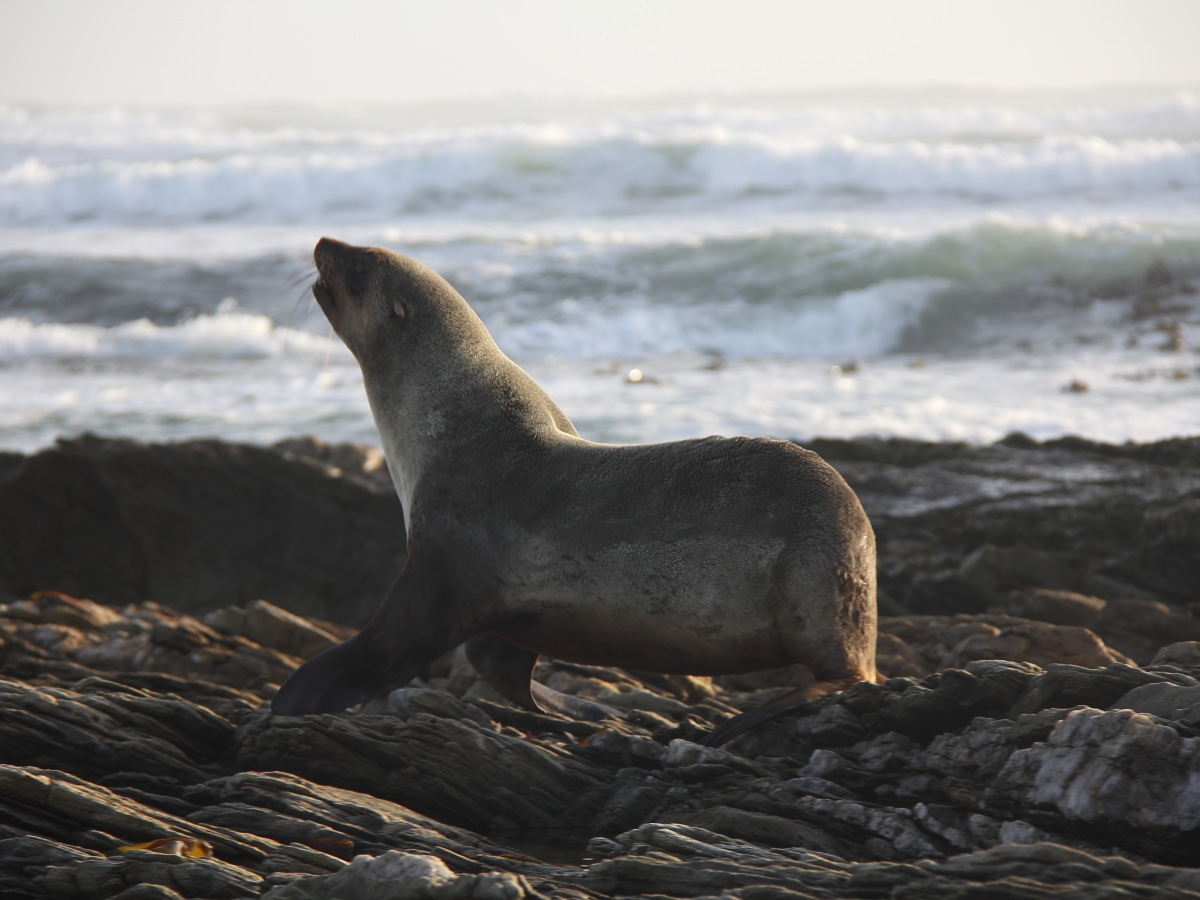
top-left (0, 304), bottom-right (335, 362)
top-left (3, 92), bottom-right (1200, 226)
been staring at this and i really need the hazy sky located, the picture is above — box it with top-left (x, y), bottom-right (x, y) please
top-left (2, 0), bottom-right (1198, 105)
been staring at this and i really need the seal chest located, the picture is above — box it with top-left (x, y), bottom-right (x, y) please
top-left (272, 237), bottom-right (878, 745)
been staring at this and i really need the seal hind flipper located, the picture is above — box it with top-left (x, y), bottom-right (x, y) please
top-left (700, 675), bottom-right (863, 747)
top-left (530, 680), bottom-right (617, 722)
top-left (466, 633), bottom-right (617, 722)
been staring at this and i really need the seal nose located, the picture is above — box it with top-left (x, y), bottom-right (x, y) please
top-left (313, 237), bottom-right (348, 314)
top-left (314, 237), bottom-right (355, 285)
top-left (315, 236), bottom-right (352, 260)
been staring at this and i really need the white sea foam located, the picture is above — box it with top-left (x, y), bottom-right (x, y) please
top-left (0, 307), bottom-right (337, 362)
top-left (3, 214), bottom-right (1198, 361)
top-left (3, 344), bottom-right (1195, 455)
top-left (4, 101), bottom-right (1200, 226)
top-left (482, 277), bottom-right (947, 359)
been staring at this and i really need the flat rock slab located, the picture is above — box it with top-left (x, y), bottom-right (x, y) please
top-left (234, 710), bottom-right (611, 833)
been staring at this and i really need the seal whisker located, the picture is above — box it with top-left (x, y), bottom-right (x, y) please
top-left (274, 263), bottom-right (321, 354)
top-left (321, 325), bottom-right (337, 375)
top-left (285, 264), bottom-right (318, 292)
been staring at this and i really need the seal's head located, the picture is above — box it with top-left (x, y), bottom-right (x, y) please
top-left (312, 237), bottom-right (413, 359)
top-left (312, 237), bottom-right (480, 365)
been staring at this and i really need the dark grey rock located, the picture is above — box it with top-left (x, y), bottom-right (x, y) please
top-left (203, 600), bottom-right (343, 661)
top-left (1094, 598), bottom-right (1200, 663)
top-left (1004, 588), bottom-right (1107, 628)
top-left (40, 848), bottom-right (262, 899)
top-left (1154, 642), bottom-right (1200, 670)
top-left (233, 709), bottom-right (610, 833)
top-left (0, 435), bottom-right (405, 625)
top-left (259, 851), bottom-right (540, 900)
top-left (1114, 682), bottom-right (1200, 725)
top-left (2, 435), bottom-right (1200, 898)
top-left (820, 435), bottom-right (1200, 613)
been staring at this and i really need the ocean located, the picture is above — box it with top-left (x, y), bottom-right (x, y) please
top-left (2, 87), bottom-right (1198, 453)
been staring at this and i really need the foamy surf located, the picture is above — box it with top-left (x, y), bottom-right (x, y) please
top-left (0, 305), bottom-right (335, 361)
top-left (4, 130), bottom-right (1199, 226)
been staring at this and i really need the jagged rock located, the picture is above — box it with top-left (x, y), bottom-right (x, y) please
top-left (820, 434), bottom-right (1200, 612)
top-left (893, 842), bottom-right (1200, 898)
top-left (0, 766), bottom-right (275, 864)
top-left (1003, 588), bottom-right (1106, 627)
top-left (0, 835), bottom-right (104, 900)
top-left (3, 602), bottom-right (1200, 896)
top-left (1011, 662), bottom-right (1197, 715)
top-left (0, 599), bottom-right (298, 698)
top-left (0, 680), bottom-right (236, 784)
top-left (1154, 641), bottom-right (1200, 669)
top-left (939, 619), bottom-right (1130, 670)
top-left (875, 632), bottom-right (933, 678)
top-left (878, 614), bottom-right (1131, 672)
top-left (39, 849), bottom-right (263, 899)
top-left (1116, 682), bottom-right (1200, 725)
top-left (234, 709), bottom-right (611, 834)
top-left (2, 592), bottom-right (124, 631)
top-left (202, 600), bottom-right (343, 660)
top-left (182, 771), bottom-right (519, 864)
top-left (1094, 597), bottom-right (1200, 664)
top-left (956, 543), bottom-right (1081, 605)
top-left (110, 887), bottom-right (188, 900)
top-left (572, 825), bottom-right (1200, 899)
top-left (663, 804), bottom-right (846, 856)
top-left (577, 823), bottom-right (858, 896)
top-left (260, 851), bottom-right (537, 900)
top-left (1, 435), bottom-right (1200, 897)
top-left (997, 707), bottom-right (1200, 862)
top-left (359, 687), bottom-right (497, 726)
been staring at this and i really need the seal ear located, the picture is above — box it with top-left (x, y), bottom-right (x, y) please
top-left (391, 301), bottom-right (407, 322)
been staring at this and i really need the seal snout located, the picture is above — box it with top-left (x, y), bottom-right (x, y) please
top-left (315, 236), bottom-right (350, 259)
top-left (313, 236), bottom-right (347, 282)
top-left (312, 236), bottom-right (351, 315)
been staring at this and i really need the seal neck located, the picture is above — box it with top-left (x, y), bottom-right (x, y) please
top-left (363, 332), bottom-right (570, 527)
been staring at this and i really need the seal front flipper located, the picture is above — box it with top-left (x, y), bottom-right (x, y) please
top-left (271, 631), bottom-right (421, 715)
top-left (273, 548), bottom-right (466, 716)
top-left (466, 633), bottom-right (617, 722)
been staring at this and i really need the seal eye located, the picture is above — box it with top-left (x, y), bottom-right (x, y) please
top-left (391, 301), bottom-right (407, 321)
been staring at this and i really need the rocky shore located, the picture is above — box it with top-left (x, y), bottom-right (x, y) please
top-left (2, 433), bottom-right (1199, 899)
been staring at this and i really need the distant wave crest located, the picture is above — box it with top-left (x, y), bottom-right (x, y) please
top-left (3, 100), bottom-right (1200, 225)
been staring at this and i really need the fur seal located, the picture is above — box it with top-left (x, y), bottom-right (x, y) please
top-left (271, 238), bottom-right (878, 744)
